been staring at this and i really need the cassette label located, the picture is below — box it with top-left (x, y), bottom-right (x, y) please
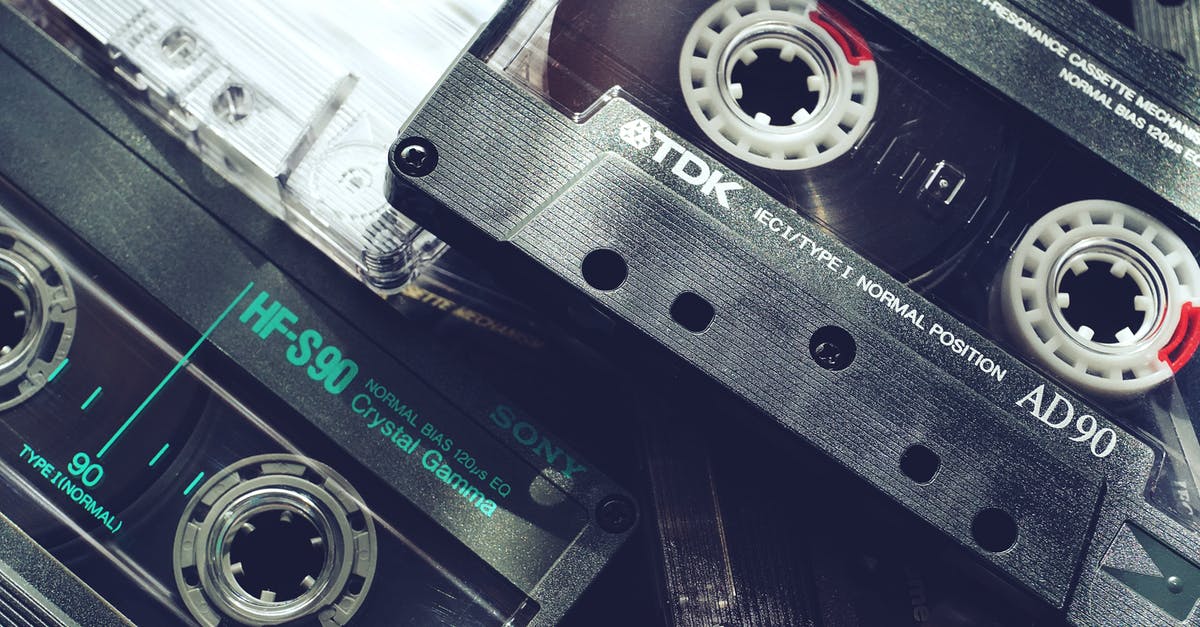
top-left (590, 99), bottom-right (1106, 443)
top-left (0, 14), bottom-right (637, 622)
top-left (223, 286), bottom-right (592, 589)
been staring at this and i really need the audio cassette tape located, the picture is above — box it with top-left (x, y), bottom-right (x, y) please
top-left (387, 0), bottom-right (1200, 624)
top-left (7, 0), bottom-right (503, 294)
top-left (0, 5), bottom-right (637, 625)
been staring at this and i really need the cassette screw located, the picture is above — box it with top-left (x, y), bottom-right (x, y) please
top-left (813, 342), bottom-right (840, 366)
top-left (391, 137), bottom-right (439, 177)
top-left (809, 326), bottom-right (857, 371)
top-left (213, 84), bottom-right (253, 124)
top-left (596, 495), bottom-right (636, 533)
top-left (1169, 576), bottom-right (1185, 594)
top-left (160, 28), bottom-right (199, 68)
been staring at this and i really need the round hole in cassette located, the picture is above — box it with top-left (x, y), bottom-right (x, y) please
top-left (999, 200), bottom-right (1200, 397)
top-left (581, 249), bottom-right (629, 291)
top-left (971, 507), bottom-right (1018, 553)
top-left (173, 455), bottom-right (377, 627)
top-left (678, 0), bottom-right (880, 170)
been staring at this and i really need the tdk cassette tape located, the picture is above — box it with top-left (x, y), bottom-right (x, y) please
top-left (385, 0), bottom-right (1200, 624)
top-left (7, 0), bottom-right (1200, 625)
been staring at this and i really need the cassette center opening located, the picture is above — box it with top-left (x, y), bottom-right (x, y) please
top-left (0, 258), bottom-right (38, 365)
top-left (174, 455), bottom-right (377, 626)
top-left (219, 489), bottom-right (336, 606)
top-left (1052, 240), bottom-right (1166, 349)
top-left (723, 23), bottom-right (831, 129)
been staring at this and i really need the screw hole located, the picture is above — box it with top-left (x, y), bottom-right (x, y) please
top-left (581, 249), bottom-right (628, 291)
top-left (671, 292), bottom-right (715, 334)
top-left (971, 508), bottom-right (1018, 553)
top-left (809, 326), bottom-right (856, 371)
top-left (596, 495), bottom-right (637, 533)
top-left (160, 27), bottom-right (199, 68)
top-left (899, 444), bottom-right (940, 484)
top-left (212, 84), bottom-right (252, 124)
top-left (390, 137), bottom-right (440, 177)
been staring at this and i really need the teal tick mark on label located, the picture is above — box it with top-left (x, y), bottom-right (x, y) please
top-left (149, 443), bottom-right (169, 467)
top-left (80, 387), bottom-right (102, 411)
top-left (47, 358), bottom-right (68, 382)
top-left (183, 471), bottom-right (205, 496)
top-left (97, 281), bottom-right (255, 459)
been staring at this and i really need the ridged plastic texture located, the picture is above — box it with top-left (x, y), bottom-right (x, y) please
top-left (45, 0), bottom-right (502, 290)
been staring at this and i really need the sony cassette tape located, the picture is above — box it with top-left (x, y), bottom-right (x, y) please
top-left (388, 0), bottom-right (1200, 624)
top-left (0, 6), bottom-right (637, 625)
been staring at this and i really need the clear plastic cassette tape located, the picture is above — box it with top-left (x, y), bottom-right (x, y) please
top-left (11, 0), bottom-right (503, 291)
top-left (0, 11), bottom-right (639, 621)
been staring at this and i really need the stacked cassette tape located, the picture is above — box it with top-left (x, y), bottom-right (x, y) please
top-left (8, 0), bottom-right (1200, 624)
top-left (9, 0), bottom-right (505, 292)
top-left (0, 3), bottom-right (641, 623)
top-left (387, 0), bottom-right (1200, 624)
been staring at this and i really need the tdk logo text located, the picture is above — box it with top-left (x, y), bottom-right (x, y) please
top-left (619, 119), bottom-right (743, 208)
top-left (619, 119), bottom-right (653, 150)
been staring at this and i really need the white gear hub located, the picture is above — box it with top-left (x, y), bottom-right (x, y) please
top-left (679, 0), bottom-right (879, 170)
top-left (1000, 200), bottom-right (1200, 397)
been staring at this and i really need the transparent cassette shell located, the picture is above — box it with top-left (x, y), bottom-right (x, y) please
top-left (0, 186), bottom-right (534, 625)
top-left (11, 0), bottom-right (503, 292)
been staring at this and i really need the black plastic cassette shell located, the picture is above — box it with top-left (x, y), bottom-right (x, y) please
top-left (0, 511), bottom-right (128, 626)
top-left (0, 9), bottom-right (634, 625)
top-left (870, 0), bottom-right (1200, 224)
top-left (390, 52), bottom-right (1198, 627)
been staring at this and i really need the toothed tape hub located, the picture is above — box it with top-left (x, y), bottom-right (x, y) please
top-left (173, 455), bottom-right (377, 627)
top-left (679, 0), bottom-right (879, 170)
top-left (0, 229), bottom-right (75, 410)
top-left (1001, 200), bottom-right (1200, 397)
